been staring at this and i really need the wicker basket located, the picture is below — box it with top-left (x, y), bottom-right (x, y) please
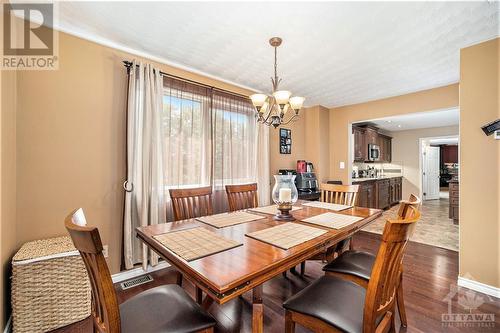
top-left (11, 236), bottom-right (91, 333)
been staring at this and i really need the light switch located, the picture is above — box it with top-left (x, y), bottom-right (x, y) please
top-left (339, 161), bottom-right (345, 169)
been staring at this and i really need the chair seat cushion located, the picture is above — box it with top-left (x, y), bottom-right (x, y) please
top-left (323, 250), bottom-right (375, 280)
top-left (119, 284), bottom-right (215, 333)
top-left (284, 276), bottom-right (373, 333)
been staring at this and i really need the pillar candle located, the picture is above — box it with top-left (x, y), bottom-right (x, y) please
top-left (279, 188), bottom-right (292, 202)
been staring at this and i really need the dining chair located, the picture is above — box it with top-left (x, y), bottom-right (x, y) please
top-left (322, 194), bottom-right (421, 328)
top-left (320, 183), bottom-right (360, 205)
top-left (283, 207), bottom-right (421, 333)
top-left (169, 186), bottom-right (213, 222)
top-left (169, 186), bottom-right (213, 302)
top-left (225, 183), bottom-right (258, 212)
top-left (299, 183), bottom-right (360, 275)
top-left (65, 208), bottom-right (216, 333)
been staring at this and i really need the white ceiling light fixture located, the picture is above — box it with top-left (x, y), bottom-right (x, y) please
top-left (250, 37), bottom-right (305, 128)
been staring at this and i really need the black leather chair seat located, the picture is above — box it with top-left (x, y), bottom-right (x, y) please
top-left (120, 284), bottom-right (215, 333)
top-left (283, 276), bottom-right (375, 333)
top-left (323, 250), bottom-right (375, 280)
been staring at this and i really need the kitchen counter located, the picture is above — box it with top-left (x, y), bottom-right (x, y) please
top-left (352, 176), bottom-right (402, 183)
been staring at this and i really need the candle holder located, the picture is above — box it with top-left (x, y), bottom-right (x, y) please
top-left (272, 175), bottom-right (298, 221)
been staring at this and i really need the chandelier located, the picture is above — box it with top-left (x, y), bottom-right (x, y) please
top-left (250, 37), bottom-right (305, 128)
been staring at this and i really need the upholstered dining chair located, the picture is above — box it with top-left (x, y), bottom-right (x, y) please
top-left (299, 183), bottom-right (360, 275)
top-left (283, 206), bottom-right (421, 333)
top-left (225, 183), bottom-right (258, 212)
top-left (169, 186), bottom-right (213, 302)
top-left (322, 194), bottom-right (421, 328)
top-left (65, 208), bottom-right (216, 333)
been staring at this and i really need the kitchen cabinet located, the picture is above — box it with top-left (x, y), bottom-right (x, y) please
top-left (376, 179), bottom-right (391, 209)
top-left (389, 177), bottom-right (402, 205)
top-left (449, 180), bottom-right (459, 224)
top-left (442, 145), bottom-right (458, 164)
top-left (353, 125), bottom-right (392, 162)
top-left (353, 126), bottom-right (366, 162)
top-left (357, 180), bottom-right (376, 208)
top-left (378, 134), bottom-right (392, 163)
top-left (353, 176), bottom-right (401, 209)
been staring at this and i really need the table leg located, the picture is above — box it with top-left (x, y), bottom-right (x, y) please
top-left (196, 287), bottom-right (203, 304)
top-left (252, 285), bottom-right (264, 333)
top-left (201, 295), bottom-right (214, 311)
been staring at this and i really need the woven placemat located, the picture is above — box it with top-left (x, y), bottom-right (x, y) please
top-left (196, 211), bottom-right (264, 228)
top-left (154, 227), bottom-right (242, 261)
top-left (301, 212), bottom-right (363, 229)
top-left (249, 205), bottom-right (302, 215)
top-left (302, 201), bottom-right (352, 211)
top-left (246, 223), bottom-right (327, 250)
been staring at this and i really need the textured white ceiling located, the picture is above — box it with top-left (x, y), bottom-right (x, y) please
top-left (52, 1), bottom-right (499, 107)
top-left (363, 108), bottom-right (460, 132)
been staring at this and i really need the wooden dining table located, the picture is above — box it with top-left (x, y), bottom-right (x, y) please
top-left (136, 200), bottom-right (382, 333)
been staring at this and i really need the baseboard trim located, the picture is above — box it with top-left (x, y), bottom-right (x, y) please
top-left (111, 262), bottom-right (171, 283)
top-left (458, 276), bottom-right (500, 299)
top-left (3, 315), bottom-right (11, 333)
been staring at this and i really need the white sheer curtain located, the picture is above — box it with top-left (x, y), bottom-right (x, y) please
top-left (212, 91), bottom-right (261, 212)
top-left (123, 61), bottom-right (166, 270)
top-left (162, 78), bottom-right (212, 220)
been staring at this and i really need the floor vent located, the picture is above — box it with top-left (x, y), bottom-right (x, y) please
top-left (120, 274), bottom-right (153, 290)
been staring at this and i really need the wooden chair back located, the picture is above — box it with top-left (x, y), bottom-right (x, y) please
top-left (397, 193), bottom-right (422, 219)
top-left (363, 206), bottom-right (421, 332)
top-left (225, 183), bottom-right (259, 212)
top-left (65, 209), bottom-right (120, 333)
top-left (320, 183), bottom-right (359, 206)
top-left (169, 186), bottom-right (213, 221)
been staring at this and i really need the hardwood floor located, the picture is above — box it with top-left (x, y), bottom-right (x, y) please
top-left (53, 231), bottom-right (500, 332)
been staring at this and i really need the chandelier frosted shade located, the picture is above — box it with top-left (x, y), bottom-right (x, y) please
top-left (273, 90), bottom-right (291, 106)
top-left (250, 94), bottom-right (267, 111)
top-left (289, 96), bottom-right (305, 111)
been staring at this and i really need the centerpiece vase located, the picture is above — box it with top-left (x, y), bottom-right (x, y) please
top-left (272, 175), bottom-right (298, 221)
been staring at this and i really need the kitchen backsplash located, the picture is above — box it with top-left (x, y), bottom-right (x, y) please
top-left (353, 162), bottom-right (403, 177)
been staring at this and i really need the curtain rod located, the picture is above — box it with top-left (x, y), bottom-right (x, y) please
top-left (123, 60), bottom-right (250, 100)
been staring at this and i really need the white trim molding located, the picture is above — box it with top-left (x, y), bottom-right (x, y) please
top-left (111, 262), bottom-right (170, 284)
top-left (458, 276), bottom-right (500, 299)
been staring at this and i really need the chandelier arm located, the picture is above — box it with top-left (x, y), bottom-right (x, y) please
top-left (280, 112), bottom-right (299, 126)
top-left (260, 97), bottom-right (277, 124)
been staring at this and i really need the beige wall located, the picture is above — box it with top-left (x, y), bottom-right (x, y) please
top-left (13, 29), bottom-right (254, 277)
top-left (269, 105), bottom-right (330, 190)
top-left (1, 4), bottom-right (18, 326)
top-left (459, 38), bottom-right (499, 288)
top-left (390, 126), bottom-right (459, 199)
top-left (329, 84), bottom-right (460, 184)
top-left (1, 61), bottom-right (17, 328)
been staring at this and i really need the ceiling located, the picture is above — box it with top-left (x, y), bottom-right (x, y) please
top-left (359, 108), bottom-right (460, 132)
top-left (44, 2), bottom-right (500, 106)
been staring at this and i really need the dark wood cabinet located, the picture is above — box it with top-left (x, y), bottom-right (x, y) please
top-left (357, 180), bottom-right (376, 208)
top-left (354, 177), bottom-right (401, 209)
top-left (376, 179), bottom-right (391, 209)
top-left (389, 177), bottom-right (402, 205)
top-left (353, 125), bottom-right (392, 162)
top-left (353, 127), bottom-right (366, 162)
top-left (449, 181), bottom-right (459, 224)
top-left (378, 134), bottom-right (392, 163)
top-left (442, 145), bottom-right (458, 164)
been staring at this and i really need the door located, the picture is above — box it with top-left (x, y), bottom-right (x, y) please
top-left (423, 146), bottom-right (440, 200)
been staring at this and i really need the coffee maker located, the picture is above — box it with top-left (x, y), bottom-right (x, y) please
top-left (295, 160), bottom-right (318, 193)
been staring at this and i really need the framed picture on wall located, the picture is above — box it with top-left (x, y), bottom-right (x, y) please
top-left (280, 128), bottom-right (292, 154)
